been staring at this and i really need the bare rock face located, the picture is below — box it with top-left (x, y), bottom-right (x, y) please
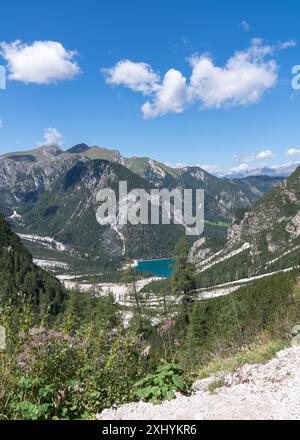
top-left (191, 166), bottom-right (300, 280)
top-left (0, 146), bottom-right (80, 210)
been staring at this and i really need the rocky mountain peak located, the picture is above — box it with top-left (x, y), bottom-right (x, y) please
top-left (66, 143), bottom-right (90, 154)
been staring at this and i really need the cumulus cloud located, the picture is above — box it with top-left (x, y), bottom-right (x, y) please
top-left (0, 40), bottom-right (81, 84)
top-left (102, 59), bottom-right (160, 94)
top-left (142, 69), bottom-right (187, 118)
top-left (103, 39), bottom-right (281, 118)
top-left (229, 163), bottom-right (251, 173)
top-left (188, 40), bottom-right (277, 109)
top-left (286, 148), bottom-right (300, 157)
top-left (256, 149), bottom-right (275, 159)
top-left (240, 20), bottom-right (250, 32)
top-left (234, 149), bottom-right (275, 162)
top-left (202, 163), bottom-right (252, 177)
top-left (38, 128), bottom-right (64, 146)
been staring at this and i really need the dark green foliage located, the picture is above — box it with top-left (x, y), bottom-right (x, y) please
top-left (0, 214), bottom-right (66, 316)
top-left (133, 362), bottom-right (188, 403)
top-left (195, 251), bottom-right (254, 288)
top-left (63, 290), bottom-right (120, 335)
top-left (172, 238), bottom-right (196, 294)
top-left (97, 334), bottom-right (144, 409)
top-left (185, 272), bottom-right (296, 365)
top-left (234, 207), bottom-right (249, 224)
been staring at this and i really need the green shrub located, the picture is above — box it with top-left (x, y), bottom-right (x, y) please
top-left (133, 361), bottom-right (189, 403)
top-left (3, 328), bottom-right (93, 419)
top-left (99, 334), bottom-right (144, 409)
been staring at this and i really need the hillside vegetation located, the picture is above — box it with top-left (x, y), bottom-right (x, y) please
top-left (0, 214), bottom-right (66, 317)
top-left (1, 228), bottom-right (299, 419)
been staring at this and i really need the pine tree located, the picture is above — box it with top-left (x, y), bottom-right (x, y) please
top-left (122, 268), bottom-right (144, 330)
top-left (171, 237), bottom-right (196, 295)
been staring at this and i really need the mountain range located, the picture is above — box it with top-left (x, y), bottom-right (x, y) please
top-left (0, 143), bottom-right (286, 272)
top-left (219, 163), bottom-right (300, 179)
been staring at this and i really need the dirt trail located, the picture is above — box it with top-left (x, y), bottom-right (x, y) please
top-left (97, 345), bottom-right (300, 420)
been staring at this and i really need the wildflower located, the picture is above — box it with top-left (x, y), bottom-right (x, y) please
top-left (158, 319), bottom-right (176, 336)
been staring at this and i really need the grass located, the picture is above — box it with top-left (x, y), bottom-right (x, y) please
top-left (293, 285), bottom-right (300, 300)
top-left (196, 338), bottom-right (288, 381)
top-left (207, 377), bottom-right (226, 394)
top-left (204, 220), bottom-right (229, 229)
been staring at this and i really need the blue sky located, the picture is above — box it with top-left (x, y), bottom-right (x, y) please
top-left (0, 0), bottom-right (300, 174)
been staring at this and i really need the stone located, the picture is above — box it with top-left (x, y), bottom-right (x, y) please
top-left (291, 324), bottom-right (300, 336)
top-left (292, 333), bottom-right (300, 347)
top-left (0, 326), bottom-right (6, 351)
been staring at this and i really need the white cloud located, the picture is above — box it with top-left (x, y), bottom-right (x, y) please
top-left (240, 20), bottom-right (250, 32)
top-left (286, 148), bottom-right (300, 157)
top-left (198, 164), bottom-right (221, 174)
top-left (103, 39), bottom-right (281, 118)
top-left (256, 149), bottom-right (275, 159)
top-left (142, 69), bottom-right (187, 118)
top-left (102, 59), bottom-right (160, 94)
top-left (234, 149), bottom-right (275, 162)
top-left (38, 128), bottom-right (64, 146)
top-left (228, 163), bottom-right (251, 173)
top-left (278, 40), bottom-right (296, 50)
top-left (207, 163), bottom-right (252, 177)
top-left (166, 158), bottom-right (299, 178)
top-left (0, 40), bottom-right (80, 84)
top-left (188, 40), bottom-right (277, 109)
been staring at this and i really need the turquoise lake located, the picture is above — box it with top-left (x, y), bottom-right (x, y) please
top-left (135, 258), bottom-right (175, 278)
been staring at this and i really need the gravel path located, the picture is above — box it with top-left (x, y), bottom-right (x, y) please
top-left (97, 345), bottom-right (300, 420)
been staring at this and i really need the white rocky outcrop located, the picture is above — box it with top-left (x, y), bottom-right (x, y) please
top-left (98, 345), bottom-right (300, 420)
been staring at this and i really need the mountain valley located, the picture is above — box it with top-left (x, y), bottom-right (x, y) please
top-left (0, 143), bottom-right (284, 277)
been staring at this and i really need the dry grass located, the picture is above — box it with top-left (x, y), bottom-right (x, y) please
top-left (196, 337), bottom-right (287, 381)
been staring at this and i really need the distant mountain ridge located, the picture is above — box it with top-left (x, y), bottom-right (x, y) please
top-left (219, 163), bottom-right (299, 179)
top-left (0, 143), bottom-right (285, 266)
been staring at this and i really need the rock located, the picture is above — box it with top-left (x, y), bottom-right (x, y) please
top-left (191, 377), bottom-right (213, 392)
top-left (0, 326), bottom-right (6, 351)
top-left (291, 325), bottom-right (300, 336)
top-left (292, 334), bottom-right (300, 347)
